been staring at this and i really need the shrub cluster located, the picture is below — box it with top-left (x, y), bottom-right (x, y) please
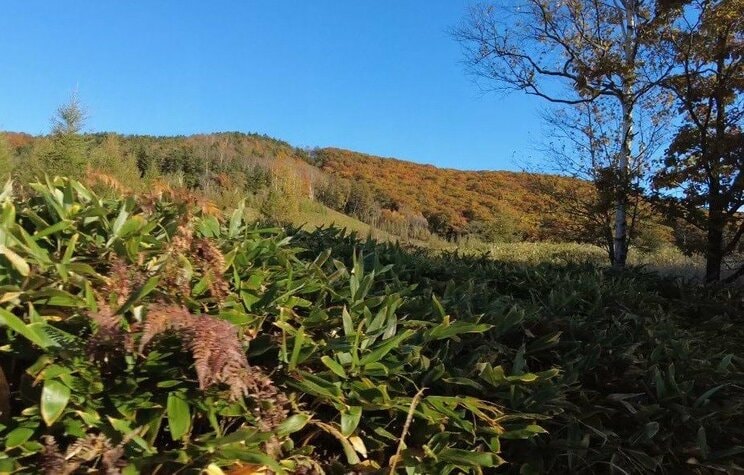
top-left (0, 179), bottom-right (742, 473)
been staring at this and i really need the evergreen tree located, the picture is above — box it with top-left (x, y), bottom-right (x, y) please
top-left (41, 92), bottom-right (88, 177)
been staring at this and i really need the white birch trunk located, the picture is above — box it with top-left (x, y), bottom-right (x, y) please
top-left (613, 0), bottom-right (637, 268)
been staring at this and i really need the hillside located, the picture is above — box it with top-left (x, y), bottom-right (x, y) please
top-left (2, 131), bottom-right (592, 244)
top-left (315, 147), bottom-right (589, 241)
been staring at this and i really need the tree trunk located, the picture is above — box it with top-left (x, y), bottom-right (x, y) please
top-left (613, 105), bottom-right (631, 268)
top-left (613, 0), bottom-right (637, 270)
top-left (706, 35), bottom-right (729, 284)
top-left (705, 218), bottom-right (724, 283)
top-left (705, 191), bottom-right (725, 283)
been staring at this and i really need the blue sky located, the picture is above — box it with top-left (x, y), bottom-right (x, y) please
top-left (0, 1), bottom-right (545, 171)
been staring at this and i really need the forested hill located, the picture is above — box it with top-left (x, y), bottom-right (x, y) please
top-left (314, 147), bottom-right (588, 241)
top-left (1, 131), bottom-right (592, 243)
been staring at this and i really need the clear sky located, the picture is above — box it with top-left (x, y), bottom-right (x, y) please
top-left (0, 1), bottom-right (546, 171)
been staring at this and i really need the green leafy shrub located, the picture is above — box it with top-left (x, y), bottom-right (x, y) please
top-left (0, 178), bottom-right (541, 473)
top-left (295, 229), bottom-right (744, 474)
top-left (0, 178), bottom-right (742, 474)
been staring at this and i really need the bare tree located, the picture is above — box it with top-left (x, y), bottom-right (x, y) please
top-left (534, 92), bottom-right (669, 259)
top-left (454, 0), bottom-right (674, 267)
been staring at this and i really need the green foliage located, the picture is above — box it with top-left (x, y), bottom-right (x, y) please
top-left (36, 94), bottom-right (89, 179)
top-left (0, 136), bottom-right (13, 180)
top-left (634, 222), bottom-right (675, 254)
top-left (38, 133), bottom-right (87, 179)
top-left (0, 179), bottom-right (525, 472)
top-left (466, 217), bottom-right (522, 243)
top-left (316, 176), bottom-right (350, 211)
top-left (297, 230), bottom-right (744, 473)
top-left (0, 178), bottom-right (741, 474)
top-left (50, 93), bottom-right (86, 136)
top-left (87, 134), bottom-right (142, 195)
top-left (344, 180), bottom-right (378, 223)
top-left (261, 168), bottom-right (303, 224)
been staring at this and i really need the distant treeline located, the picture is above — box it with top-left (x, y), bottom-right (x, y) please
top-left (0, 127), bottom-right (684, 252)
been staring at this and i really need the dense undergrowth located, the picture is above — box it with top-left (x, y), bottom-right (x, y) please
top-left (0, 179), bottom-right (742, 474)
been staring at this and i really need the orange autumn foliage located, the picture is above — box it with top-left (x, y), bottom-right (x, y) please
top-left (316, 147), bottom-right (590, 240)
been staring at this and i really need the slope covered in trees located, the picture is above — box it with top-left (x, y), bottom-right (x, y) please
top-left (2, 131), bottom-right (608, 245)
top-left (316, 147), bottom-right (598, 241)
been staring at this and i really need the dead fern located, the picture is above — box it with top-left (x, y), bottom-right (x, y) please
top-left (193, 238), bottom-right (230, 303)
top-left (140, 180), bottom-right (221, 219)
top-left (86, 300), bottom-right (130, 362)
top-left (87, 301), bottom-right (121, 340)
top-left (41, 436), bottom-right (73, 475)
top-left (170, 216), bottom-right (194, 256)
top-left (87, 256), bottom-right (145, 359)
top-left (138, 303), bottom-right (287, 429)
top-left (138, 303), bottom-right (254, 398)
top-left (158, 216), bottom-right (230, 303)
top-left (156, 215), bottom-right (196, 299)
top-left (41, 434), bottom-right (126, 475)
top-left (85, 169), bottom-right (132, 196)
top-left (102, 255), bottom-right (143, 307)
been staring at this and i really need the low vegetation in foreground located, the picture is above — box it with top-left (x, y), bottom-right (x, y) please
top-left (0, 179), bottom-right (743, 474)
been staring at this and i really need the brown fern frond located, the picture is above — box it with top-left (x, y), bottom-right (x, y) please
top-left (161, 220), bottom-right (232, 301)
top-left (41, 435), bottom-right (75, 475)
top-left (187, 316), bottom-right (237, 391)
top-left (87, 255), bottom-right (147, 358)
top-left (101, 442), bottom-right (126, 475)
top-left (171, 218), bottom-right (194, 255)
top-left (42, 433), bottom-right (127, 475)
top-left (148, 178), bottom-right (172, 198)
top-left (193, 238), bottom-right (229, 303)
top-left (106, 257), bottom-right (132, 305)
top-left (65, 433), bottom-right (111, 462)
top-left (85, 169), bottom-right (132, 196)
top-left (88, 302), bottom-right (121, 336)
top-left (160, 262), bottom-right (193, 299)
top-left (193, 238), bottom-right (225, 273)
top-left (139, 178), bottom-right (171, 215)
top-left (87, 300), bottom-right (127, 360)
top-left (142, 181), bottom-right (220, 219)
top-left (101, 255), bottom-right (145, 307)
top-left (138, 303), bottom-right (289, 428)
top-left (139, 304), bottom-right (249, 395)
top-left (199, 199), bottom-right (222, 220)
top-left (158, 218), bottom-right (196, 298)
top-left (138, 303), bottom-right (188, 352)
